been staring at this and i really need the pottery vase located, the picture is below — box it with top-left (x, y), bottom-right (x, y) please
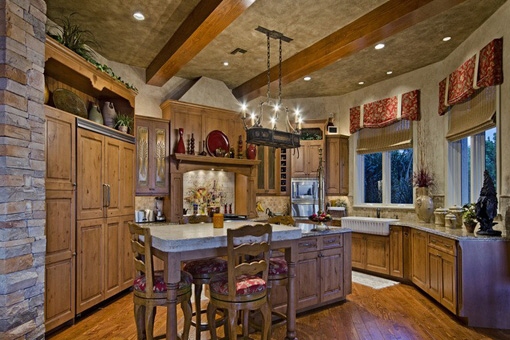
top-left (88, 103), bottom-right (104, 125)
top-left (175, 128), bottom-right (186, 154)
top-left (464, 220), bottom-right (477, 233)
top-left (246, 143), bottom-right (256, 160)
top-left (415, 187), bottom-right (434, 223)
top-left (102, 101), bottom-right (117, 127)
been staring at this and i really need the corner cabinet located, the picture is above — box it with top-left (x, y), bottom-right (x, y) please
top-left (135, 116), bottom-right (170, 195)
top-left (325, 135), bottom-right (349, 195)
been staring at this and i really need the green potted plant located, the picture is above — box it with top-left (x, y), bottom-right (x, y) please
top-left (462, 203), bottom-right (477, 233)
top-left (115, 113), bottom-right (133, 133)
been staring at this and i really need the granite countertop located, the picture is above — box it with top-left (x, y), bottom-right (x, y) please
top-left (294, 222), bottom-right (351, 237)
top-left (392, 220), bottom-right (509, 241)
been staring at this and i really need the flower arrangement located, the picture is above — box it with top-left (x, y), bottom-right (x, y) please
top-left (462, 203), bottom-right (477, 223)
top-left (309, 211), bottom-right (332, 223)
top-left (412, 168), bottom-right (434, 188)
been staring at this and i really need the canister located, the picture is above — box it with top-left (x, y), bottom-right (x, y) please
top-left (448, 205), bottom-right (464, 228)
top-left (434, 208), bottom-right (448, 226)
top-left (213, 213), bottom-right (224, 228)
top-left (445, 212), bottom-right (457, 228)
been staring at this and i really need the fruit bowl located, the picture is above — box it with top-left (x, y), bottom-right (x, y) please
top-left (308, 212), bottom-right (332, 223)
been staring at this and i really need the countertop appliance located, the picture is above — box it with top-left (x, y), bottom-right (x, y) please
top-left (290, 178), bottom-right (319, 218)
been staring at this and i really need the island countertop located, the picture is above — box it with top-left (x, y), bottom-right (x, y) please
top-left (139, 221), bottom-right (302, 252)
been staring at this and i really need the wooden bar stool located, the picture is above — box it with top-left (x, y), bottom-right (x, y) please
top-left (182, 215), bottom-right (227, 340)
top-left (129, 222), bottom-right (193, 340)
top-left (207, 223), bottom-right (272, 340)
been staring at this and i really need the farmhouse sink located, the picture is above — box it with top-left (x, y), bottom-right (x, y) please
top-left (340, 216), bottom-right (399, 235)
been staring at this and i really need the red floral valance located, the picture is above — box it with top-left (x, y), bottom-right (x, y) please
top-left (438, 38), bottom-right (503, 116)
top-left (350, 89), bottom-right (420, 134)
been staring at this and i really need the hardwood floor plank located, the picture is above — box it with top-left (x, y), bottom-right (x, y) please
top-left (47, 281), bottom-right (510, 340)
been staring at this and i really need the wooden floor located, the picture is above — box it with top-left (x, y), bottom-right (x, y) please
top-left (47, 281), bottom-right (510, 340)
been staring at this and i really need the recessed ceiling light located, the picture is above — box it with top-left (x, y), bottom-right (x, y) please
top-left (303, 76), bottom-right (311, 81)
top-left (443, 36), bottom-right (451, 42)
top-left (375, 43), bottom-right (385, 50)
top-left (223, 61), bottom-right (229, 66)
top-left (133, 12), bottom-right (145, 21)
top-left (386, 71), bottom-right (393, 75)
top-left (358, 81), bottom-right (365, 85)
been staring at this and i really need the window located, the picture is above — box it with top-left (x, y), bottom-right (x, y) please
top-left (448, 128), bottom-right (497, 206)
top-left (446, 86), bottom-right (498, 207)
top-left (359, 149), bottom-right (413, 205)
top-left (355, 120), bottom-right (414, 206)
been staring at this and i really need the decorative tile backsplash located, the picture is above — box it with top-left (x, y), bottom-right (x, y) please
top-left (183, 170), bottom-right (235, 214)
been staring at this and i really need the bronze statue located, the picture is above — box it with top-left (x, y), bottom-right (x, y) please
top-left (475, 170), bottom-right (501, 236)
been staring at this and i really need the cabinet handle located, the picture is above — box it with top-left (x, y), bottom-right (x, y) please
top-left (324, 239), bottom-right (336, 244)
top-left (300, 243), bottom-right (312, 247)
top-left (103, 184), bottom-right (108, 207)
top-left (107, 184), bottom-right (111, 207)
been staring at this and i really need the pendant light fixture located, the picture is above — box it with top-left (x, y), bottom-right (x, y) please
top-left (240, 26), bottom-right (301, 149)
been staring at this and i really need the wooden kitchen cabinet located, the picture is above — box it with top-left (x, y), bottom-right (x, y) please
top-left (411, 229), bottom-right (428, 290)
top-left (256, 146), bottom-right (280, 194)
top-left (44, 107), bottom-right (76, 332)
top-left (135, 116), bottom-right (170, 195)
top-left (351, 233), bottom-right (390, 275)
top-left (427, 234), bottom-right (457, 313)
top-left (389, 226), bottom-right (404, 278)
top-left (325, 135), bottom-right (349, 195)
top-left (290, 140), bottom-right (324, 178)
top-left (76, 122), bottom-right (135, 314)
top-left (296, 234), bottom-right (346, 311)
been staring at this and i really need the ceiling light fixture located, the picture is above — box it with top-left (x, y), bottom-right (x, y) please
top-left (133, 11), bottom-right (145, 21)
top-left (223, 61), bottom-right (229, 66)
top-left (386, 71), bottom-right (393, 75)
top-left (358, 81), bottom-right (365, 85)
top-left (375, 43), bottom-right (385, 50)
top-left (443, 36), bottom-right (451, 42)
top-left (303, 76), bottom-right (311, 81)
top-left (240, 26), bottom-right (301, 149)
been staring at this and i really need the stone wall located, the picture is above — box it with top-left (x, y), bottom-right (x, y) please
top-left (0, 0), bottom-right (47, 338)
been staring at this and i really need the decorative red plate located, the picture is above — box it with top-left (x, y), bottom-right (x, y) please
top-left (206, 130), bottom-right (229, 156)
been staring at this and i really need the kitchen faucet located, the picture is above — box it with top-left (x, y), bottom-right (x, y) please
top-left (376, 208), bottom-right (381, 218)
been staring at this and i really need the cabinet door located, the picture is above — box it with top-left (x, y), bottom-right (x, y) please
top-left (152, 121), bottom-right (170, 194)
top-left (120, 215), bottom-right (135, 289)
top-left (390, 226), bottom-right (404, 278)
top-left (290, 147), bottom-right (306, 178)
top-left (411, 229), bottom-right (428, 290)
top-left (351, 233), bottom-right (365, 269)
top-left (77, 129), bottom-right (104, 220)
top-left (338, 137), bottom-right (349, 195)
top-left (104, 137), bottom-right (122, 217)
top-left (307, 141), bottom-right (323, 178)
top-left (45, 107), bottom-right (76, 191)
top-left (365, 234), bottom-right (390, 274)
top-left (76, 218), bottom-right (104, 313)
top-left (297, 251), bottom-right (320, 310)
top-left (105, 217), bottom-right (121, 298)
top-left (326, 136), bottom-right (340, 194)
top-left (120, 142), bottom-right (136, 215)
top-left (440, 252), bottom-right (457, 313)
top-left (427, 250), bottom-right (442, 301)
top-left (256, 146), bottom-right (279, 194)
top-left (320, 247), bottom-right (344, 303)
top-left (45, 190), bottom-right (75, 331)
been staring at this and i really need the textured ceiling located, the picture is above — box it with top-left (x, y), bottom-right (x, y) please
top-left (46, 0), bottom-right (507, 99)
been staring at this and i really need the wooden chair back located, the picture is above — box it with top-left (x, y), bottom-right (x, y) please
top-left (226, 223), bottom-right (272, 301)
top-left (129, 222), bottom-right (158, 299)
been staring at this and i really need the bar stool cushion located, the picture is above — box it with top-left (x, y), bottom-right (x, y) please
top-left (209, 273), bottom-right (267, 296)
top-left (269, 257), bottom-right (288, 276)
top-left (183, 258), bottom-right (228, 278)
top-left (134, 270), bottom-right (193, 293)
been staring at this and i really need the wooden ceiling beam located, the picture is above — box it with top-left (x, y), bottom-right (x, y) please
top-left (146, 0), bottom-right (255, 86)
top-left (233, 0), bottom-right (467, 102)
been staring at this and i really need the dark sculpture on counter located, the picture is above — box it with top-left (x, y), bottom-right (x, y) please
top-left (475, 170), bottom-right (501, 236)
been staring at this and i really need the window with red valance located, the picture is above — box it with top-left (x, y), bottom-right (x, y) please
top-left (438, 38), bottom-right (503, 115)
top-left (349, 89), bottom-right (420, 134)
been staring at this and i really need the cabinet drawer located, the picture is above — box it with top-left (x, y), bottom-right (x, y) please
top-left (428, 234), bottom-right (457, 256)
top-left (322, 235), bottom-right (343, 249)
top-left (298, 237), bottom-right (318, 253)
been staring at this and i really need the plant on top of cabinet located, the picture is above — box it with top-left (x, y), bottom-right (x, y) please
top-left (115, 113), bottom-right (134, 133)
top-left (47, 13), bottom-right (138, 92)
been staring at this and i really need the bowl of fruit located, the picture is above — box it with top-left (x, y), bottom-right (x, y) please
top-left (308, 212), bottom-right (332, 223)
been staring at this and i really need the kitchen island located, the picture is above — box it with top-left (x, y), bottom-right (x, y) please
top-left (140, 221), bottom-right (352, 339)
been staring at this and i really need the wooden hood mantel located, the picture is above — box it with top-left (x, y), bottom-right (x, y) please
top-left (166, 154), bottom-right (260, 223)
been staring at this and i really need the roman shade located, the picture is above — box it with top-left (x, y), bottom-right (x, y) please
top-left (350, 89), bottom-right (420, 134)
top-left (446, 86), bottom-right (496, 142)
top-left (356, 119), bottom-right (412, 154)
top-left (438, 38), bottom-right (503, 115)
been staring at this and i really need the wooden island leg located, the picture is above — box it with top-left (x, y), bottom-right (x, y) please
top-left (285, 245), bottom-right (298, 340)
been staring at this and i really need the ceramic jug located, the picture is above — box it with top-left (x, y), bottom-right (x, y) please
top-left (246, 144), bottom-right (257, 160)
top-left (102, 101), bottom-right (117, 128)
top-left (88, 103), bottom-right (103, 125)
